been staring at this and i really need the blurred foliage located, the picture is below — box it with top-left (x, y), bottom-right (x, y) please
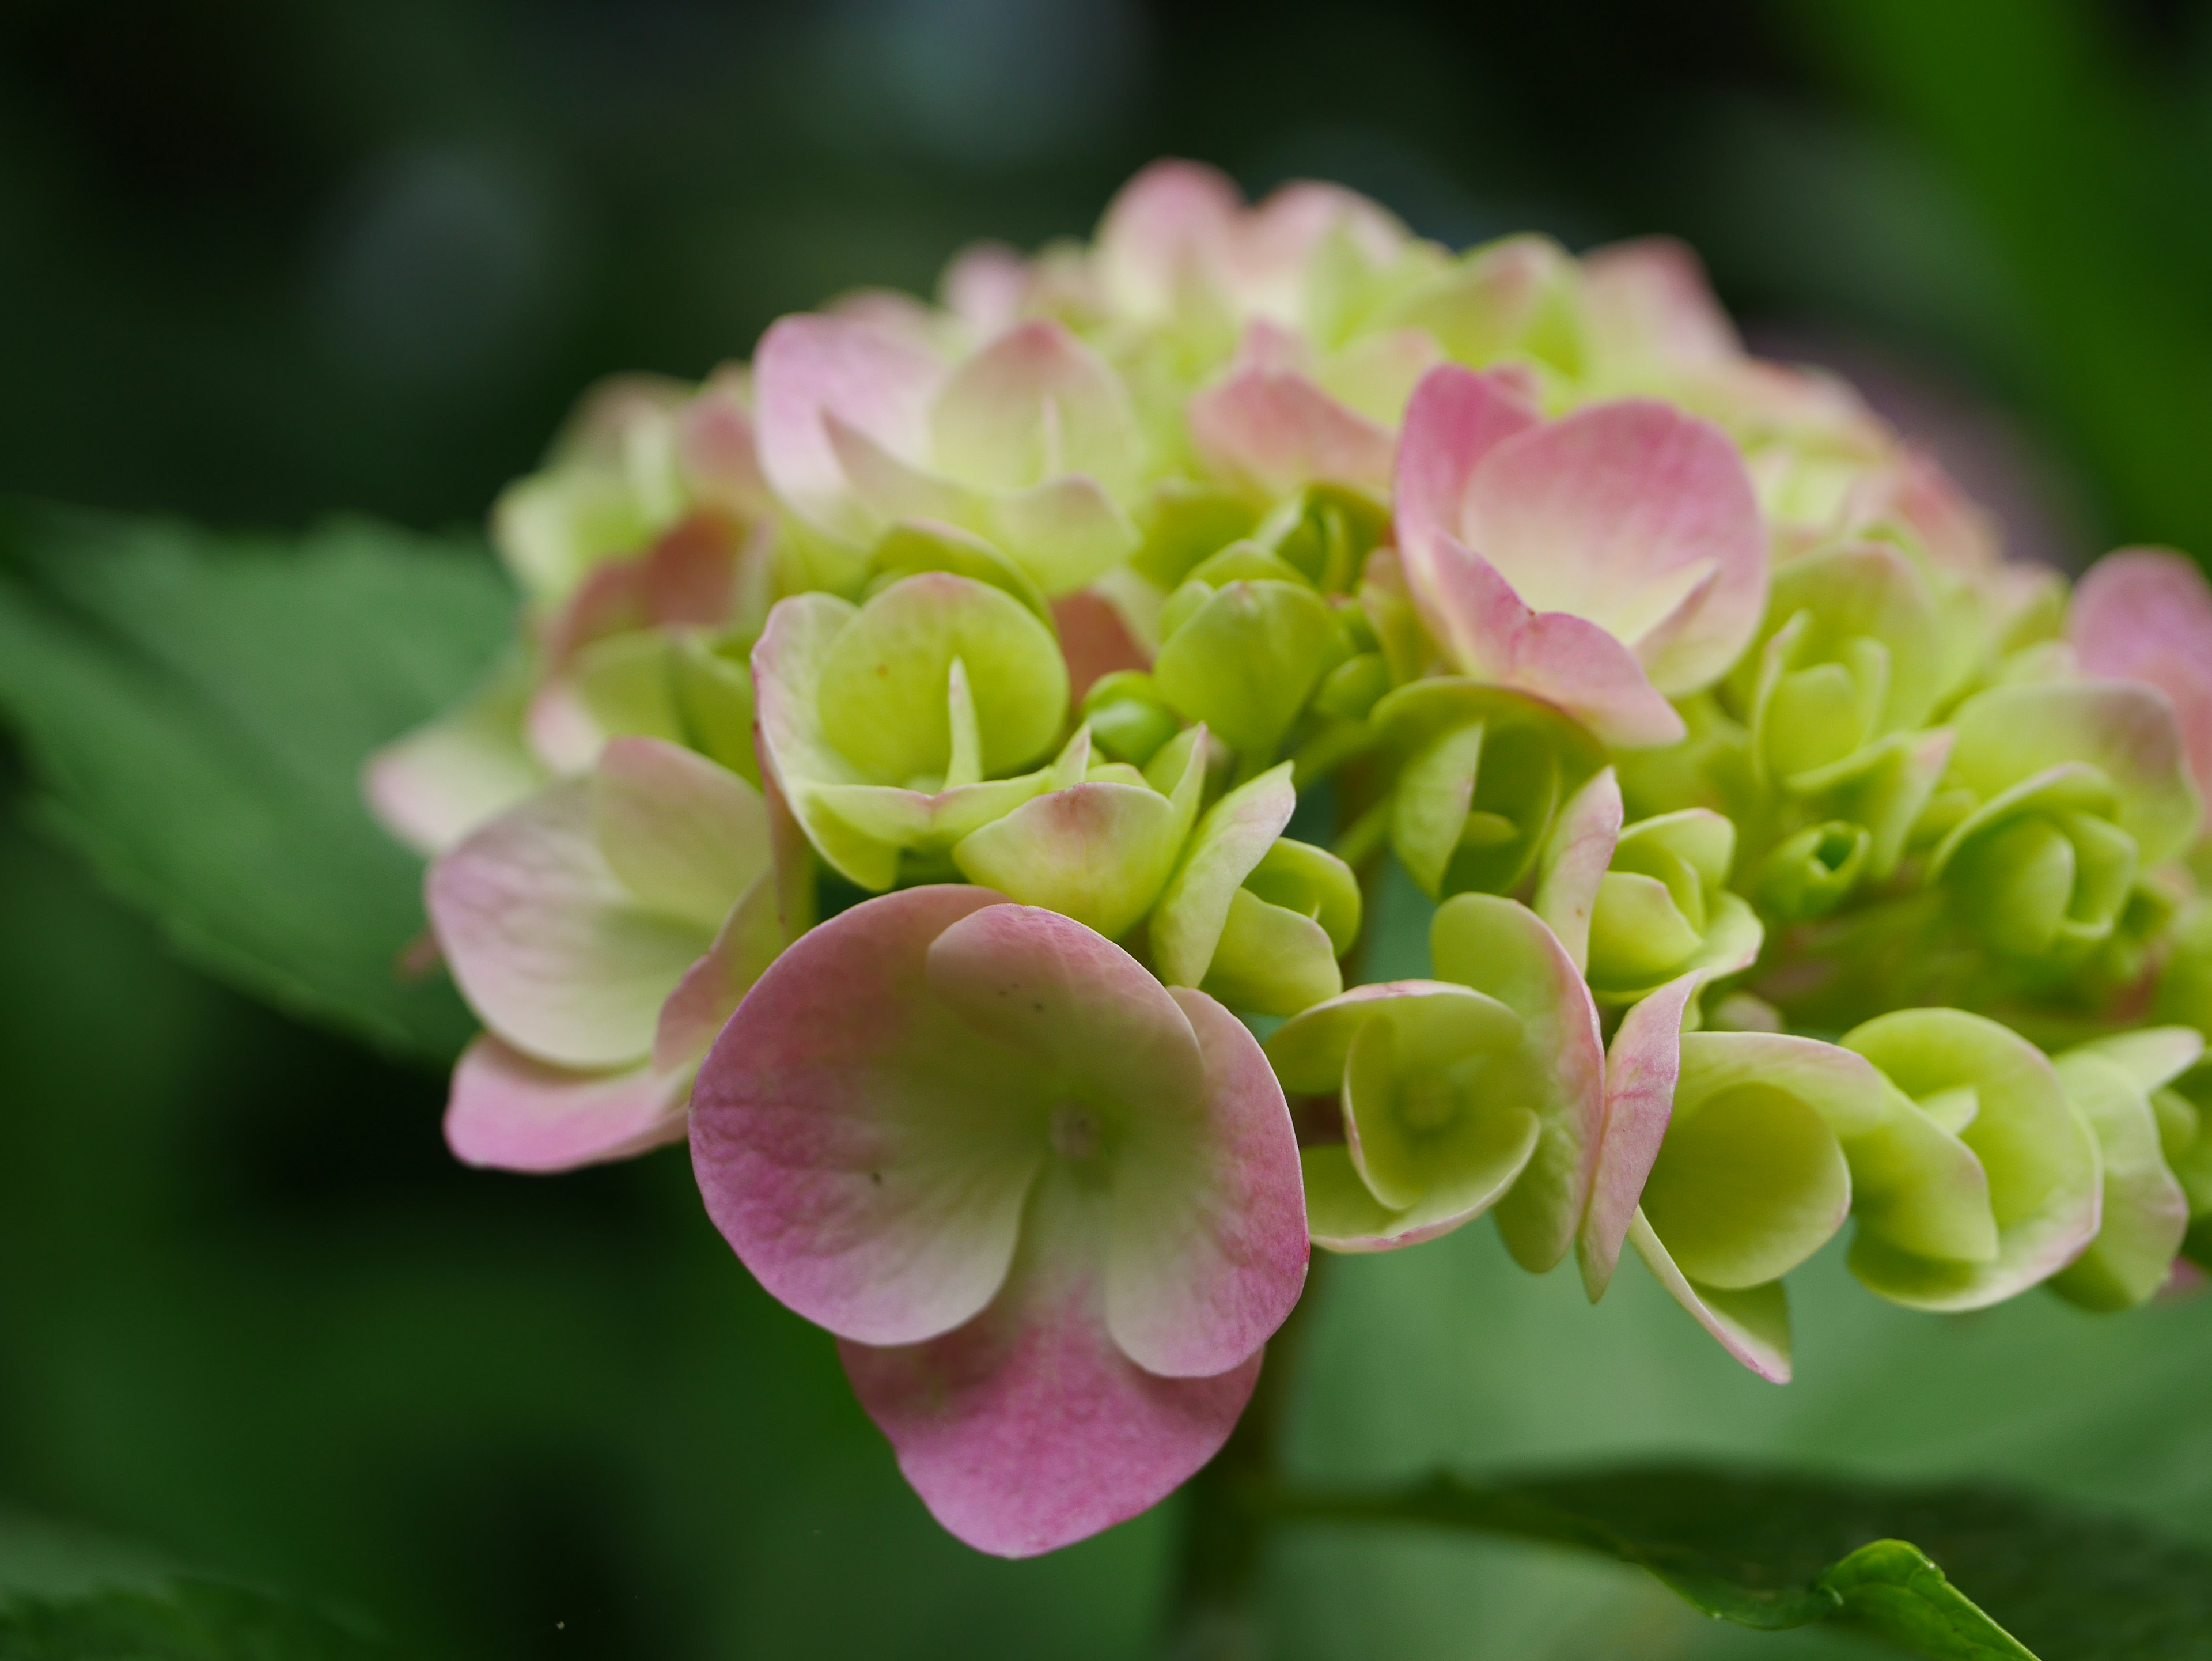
top-left (2, 0), bottom-right (2211, 1657)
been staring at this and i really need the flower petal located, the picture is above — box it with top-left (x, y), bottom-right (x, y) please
top-left (1095, 159), bottom-right (1241, 321)
top-left (1104, 986), bottom-right (1308, 1377)
top-left (1531, 766), bottom-right (1623, 974)
top-left (1578, 968), bottom-right (1705, 1299)
top-left (652, 875), bottom-right (783, 1072)
top-left (593, 737), bottom-right (768, 930)
top-left (1411, 536), bottom-right (1687, 747)
top-left (1188, 336), bottom-right (1397, 496)
top-left (1580, 237), bottom-right (1741, 370)
top-left (930, 320), bottom-right (1140, 497)
top-left (445, 1036), bottom-right (691, 1173)
top-left (364, 663), bottom-right (546, 857)
top-left (426, 778), bottom-right (716, 1068)
top-left (1627, 1209), bottom-right (1792, 1384)
top-left (690, 886), bottom-right (1050, 1346)
top-left (2071, 547), bottom-right (2212, 802)
top-left (1150, 761), bottom-right (1297, 987)
top-left (923, 900), bottom-right (1205, 1118)
top-left (1263, 981), bottom-right (1519, 1095)
top-left (839, 1167), bottom-right (1260, 1559)
top-left (1463, 400), bottom-right (1766, 695)
top-left (1429, 895), bottom-right (1605, 1272)
top-left (754, 313), bottom-right (944, 542)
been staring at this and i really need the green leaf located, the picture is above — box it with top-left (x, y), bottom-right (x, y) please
top-left (1262, 1463), bottom-right (2212, 1658)
top-left (0, 1578), bottom-right (388, 1660)
top-left (0, 501), bottom-right (516, 1061)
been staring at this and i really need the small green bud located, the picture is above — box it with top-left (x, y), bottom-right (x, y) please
top-left (1079, 669), bottom-right (1180, 766)
top-left (1755, 820), bottom-right (1870, 922)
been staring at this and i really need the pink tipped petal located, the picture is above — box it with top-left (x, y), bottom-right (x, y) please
top-left (1150, 762), bottom-right (1298, 988)
top-left (1463, 400), bottom-right (1766, 695)
top-left (1096, 159), bottom-right (1241, 319)
top-left (930, 320), bottom-right (1139, 495)
top-left (754, 314), bottom-right (944, 541)
top-left (1104, 987), bottom-right (1307, 1378)
top-left (594, 737), bottom-right (770, 929)
top-left (1430, 895), bottom-right (1606, 1274)
top-left (840, 1171), bottom-right (1262, 1558)
top-left (690, 886), bottom-right (1050, 1346)
top-left (445, 1036), bottom-right (691, 1174)
top-left (653, 875), bottom-right (783, 1073)
top-left (363, 694), bottom-right (544, 858)
top-left (1392, 365), bottom-right (1542, 554)
top-left (1188, 355), bottom-right (1397, 497)
top-left (427, 780), bottom-right (718, 1069)
top-left (1581, 969), bottom-right (1706, 1300)
top-left (923, 902), bottom-right (1206, 1117)
top-left (1532, 767), bottom-right (1624, 973)
top-left (941, 241), bottom-right (1032, 334)
top-left (677, 372), bottom-right (770, 516)
top-left (1581, 237), bottom-right (1741, 369)
top-left (2072, 547), bottom-right (2212, 800)
top-left (1627, 1210), bottom-right (1791, 1383)
top-left (1414, 539), bottom-right (1687, 748)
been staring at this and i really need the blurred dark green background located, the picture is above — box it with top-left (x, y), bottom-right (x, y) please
top-left (3, 2), bottom-right (2211, 1656)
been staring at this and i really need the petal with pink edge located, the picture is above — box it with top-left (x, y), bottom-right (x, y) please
top-left (1095, 159), bottom-right (1241, 321)
top-left (1628, 1209), bottom-right (1793, 1384)
top-left (1188, 358), bottom-right (1396, 497)
top-left (1103, 986), bottom-right (1307, 1377)
top-left (753, 314), bottom-right (944, 542)
top-left (364, 660), bottom-right (545, 856)
top-left (445, 1036), bottom-right (691, 1174)
top-left (1462, 400), bottom-right (1766, 695)
top-left (1429, 894), bottom-right (1605, 1273)
top-left (1391, 364), bottom-right (1542, 560)
top-left (929, 320), bottom-right (1140, 497)
top-left (690, 887), bottom-right (1051, 1346)
top-left (593, 737), bottom-right (769, 929)
top-left (652, 875), bottom-right (783, 1072)
top-left (1413, 538), bottom-right (1687, 748)
top-left (427, 780), bottom-right (719, 1069)
top-left (839, 1167), bottom-right (1261, 1559)
top-left (1532, 766), bottom-right (1623, 974)
top-left (1579, 969), bottom-right (1706, 1299)
top-left (2071, 547), bottom-right (2212, 801)
top-left (922, 900), bottom-right (1206, 1119)
top-left (1150, 760), bottom-right (1297, 988)
top-left (1580, 237), bottom-right (1741, 370)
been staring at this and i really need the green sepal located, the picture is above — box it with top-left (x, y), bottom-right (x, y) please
top-left (2046, 1046), bottom-right (2190, 1311)
top-left (1152, 578), bottom-right (1349, 770)
top-left (867, 519), bottom-right (1053, 625)
top-left (1843, 1009), bottom-right (2100, 1311)
top-left (1756, 820), bottom-right (1871, 922)
top-left (1130, 479), bottom-right (1259, 590)
top-left (1374, 679), bottom-right (1603, 901)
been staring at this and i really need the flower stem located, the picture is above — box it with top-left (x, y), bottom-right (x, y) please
top-left (1162, 1253), bottom-right (1328, 1659)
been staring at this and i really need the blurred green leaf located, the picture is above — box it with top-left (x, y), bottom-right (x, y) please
top-left (0, 1578), bottom-right (388, 1660)
top-left (0, 501), bottom-right (514, 1062)
top-left (1266, 1463), bottom-right (2212, 1659)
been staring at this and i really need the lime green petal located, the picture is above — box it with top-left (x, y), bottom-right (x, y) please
top-left (951, 776), bottom-right (1197, 940)
top-left (1150, 760), bottom-right (1296, 987)
top-left (1243, 838), bottom-right (1363, 954)
top-left (816, 572), bottom-right (1067, 785)
top-left (1628, 1210), bottom-right (1793, 1383)
top-left (1152, 578), bottom-right (1344, 766)
top-left (1844, 1009), bottom-right (2100, 1310)
top-left (1641, 1079), bottom-right (1851, 1289)
top-left (1196, 888), bottom-right (1342, 1016)
top-left (2047, 1049), bottom-right (2190, 1311)
top-left (1263, 981), bottom-right (1521, 1096)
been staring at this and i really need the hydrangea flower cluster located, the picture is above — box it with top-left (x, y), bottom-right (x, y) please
top-left (369, 161), bottom-right (2212, 1558)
